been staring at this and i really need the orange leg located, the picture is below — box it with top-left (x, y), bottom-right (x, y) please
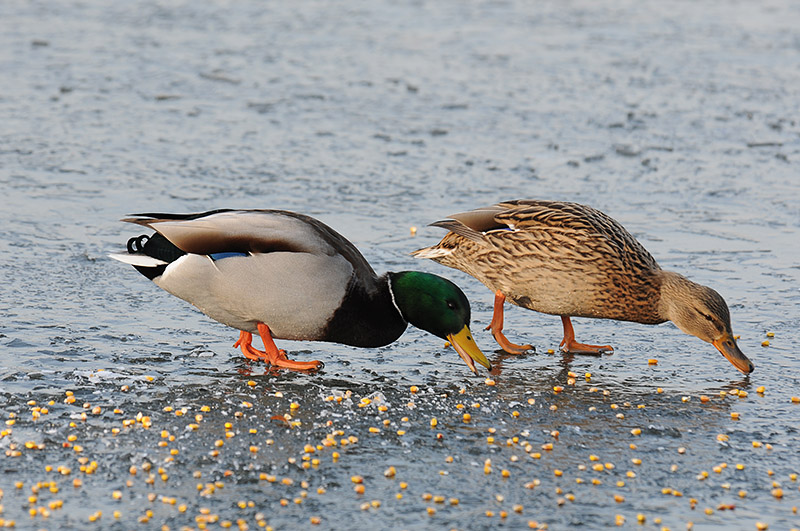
top-left (485, 290), bottom-right (533, 354)
top-left (233, 324), bottom-right (322, 371)
top-left (256, 323), bottom-right (322, 371)
top-left (233, 330), bottom-right (270, 361)
top-left (559, 316), bottom-right (613, 355)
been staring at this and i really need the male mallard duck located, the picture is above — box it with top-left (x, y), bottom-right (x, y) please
top-left (110, 209), bottom-right (490, 373)
top-left (413, 200), bottom-right (754, 374)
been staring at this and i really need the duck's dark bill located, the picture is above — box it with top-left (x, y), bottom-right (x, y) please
top-left (448, 326), bottom-right (491, 374)
top-left (712, 334), bottom-right (754, 374)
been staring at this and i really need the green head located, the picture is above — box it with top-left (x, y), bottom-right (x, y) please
top-left (389, 271), bottom-right (490, 374)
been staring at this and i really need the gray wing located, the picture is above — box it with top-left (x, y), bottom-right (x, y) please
top-left (123, 209), bottom-right (378, 279)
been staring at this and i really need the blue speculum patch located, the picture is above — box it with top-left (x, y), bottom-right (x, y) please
top-left (209, 252), bottom-right (249, 261)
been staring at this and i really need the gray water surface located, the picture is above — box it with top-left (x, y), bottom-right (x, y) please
top-left (1, 1), bottom-right (799, 529)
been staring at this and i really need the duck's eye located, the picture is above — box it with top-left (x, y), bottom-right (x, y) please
top-left (446, 301), bottom-right (457, 310)
top-left (696, 309), bottom-right (714, 322)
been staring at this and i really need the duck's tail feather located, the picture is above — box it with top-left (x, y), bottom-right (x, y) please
top-left (108, 253), bottom-right (168, 267)
top-left (111, 232), bottom-right (187, 280)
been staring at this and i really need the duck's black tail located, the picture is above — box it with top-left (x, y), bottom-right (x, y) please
top-left (111, 233), bottom-right (186, 280)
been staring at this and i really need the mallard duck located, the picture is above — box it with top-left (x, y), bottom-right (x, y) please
top-left (413, 200), bottom-right (754, 374)
top-left (110, 209), bottom-right (490, 373)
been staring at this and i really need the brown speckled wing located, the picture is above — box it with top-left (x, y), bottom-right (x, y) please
top-left (423, 200), bottom-right (665, 323)
top-left (492, 200), bottom-right (660, 273)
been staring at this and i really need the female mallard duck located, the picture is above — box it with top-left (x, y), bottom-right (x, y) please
top-left (413, 200), bottom-right (754, 374)
top-left (110, 209), bottom-right (489, 373)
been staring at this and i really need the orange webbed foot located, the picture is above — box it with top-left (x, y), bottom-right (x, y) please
top-left (254, 323), bottom-right (322, 371)
top-left (269, 355), bottom-right (323, 371)
top-left (559, 316), bottom-right (613, 355)
top-left (559, 338), bottom-right (614, 355)
top-left (486, 322), bottom-right (534, 354)
top-left (486, 290), bottom-right (533, 354)
top-left (234, 331), bottom-right (270, 361)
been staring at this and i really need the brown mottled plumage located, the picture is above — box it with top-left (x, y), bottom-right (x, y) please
top-left (413, 200), bottom-right (754, 374)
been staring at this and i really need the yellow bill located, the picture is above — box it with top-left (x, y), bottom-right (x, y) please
top-left (448, 325), bottom-right (491, 374)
